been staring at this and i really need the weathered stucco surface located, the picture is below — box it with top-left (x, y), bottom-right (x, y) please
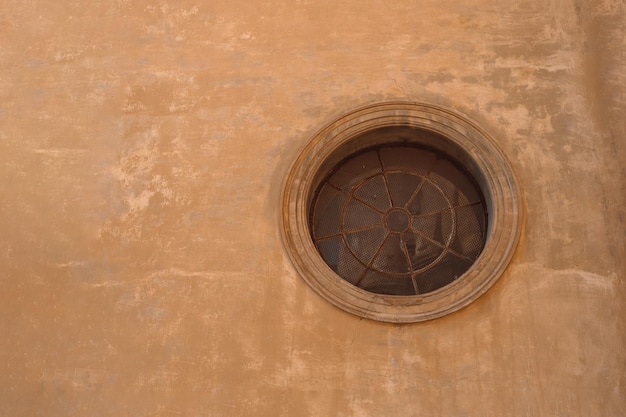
top-left (1, 1), bottom-right (624, 416)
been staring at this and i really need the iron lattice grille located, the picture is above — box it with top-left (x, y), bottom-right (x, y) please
top-left (311, 145), bottom-right (487, 295)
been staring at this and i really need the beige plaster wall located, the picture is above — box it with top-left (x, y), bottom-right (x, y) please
top-left (1, 0), bottom-right (624, 416)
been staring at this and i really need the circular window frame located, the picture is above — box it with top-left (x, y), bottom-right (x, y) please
top-left (281, 102), bottom-right (522, 323)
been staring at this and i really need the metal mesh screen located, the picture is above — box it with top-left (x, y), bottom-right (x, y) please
top-left (311, 145), bottom-right (487, 295)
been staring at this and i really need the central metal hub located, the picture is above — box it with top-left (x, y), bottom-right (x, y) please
top-left (384, 209), bottom-right (410, 232)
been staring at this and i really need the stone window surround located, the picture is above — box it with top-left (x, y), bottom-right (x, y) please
top-left (281, 102), bottom-right (522, 323)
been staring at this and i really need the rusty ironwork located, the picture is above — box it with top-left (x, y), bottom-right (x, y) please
top-left (311, 145), bottom-right (487, 295)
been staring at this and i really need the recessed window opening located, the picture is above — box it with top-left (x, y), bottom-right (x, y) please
top-left (310, 144), bottom-right (487, 296)
top-left (281, 102), bottom-right (521, 322)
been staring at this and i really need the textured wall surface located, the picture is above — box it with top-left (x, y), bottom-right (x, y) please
top-left (1, 1), bottom-right (624, 416)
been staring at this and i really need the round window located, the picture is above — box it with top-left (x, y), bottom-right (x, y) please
top-left (281, 102), bottom-right (521, 322)
top-left (311, 145), bottom-right (487, 296)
